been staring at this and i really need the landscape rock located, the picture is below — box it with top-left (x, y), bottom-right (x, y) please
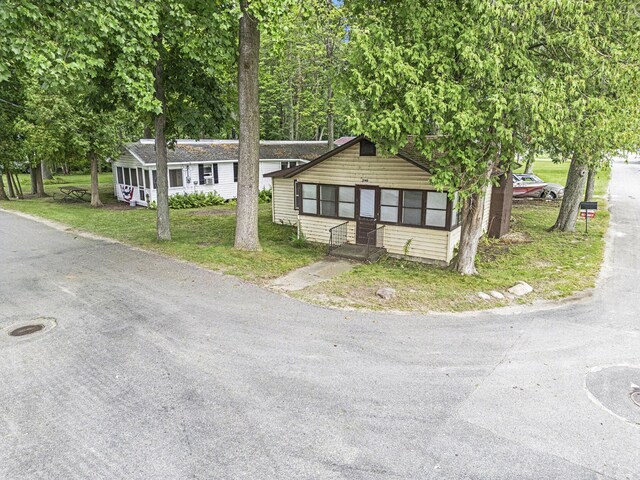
top-left (489, 291), bottom-right (505, 300)
top-left (376, 287), bottom-right (396, 300)
top-left (477, 292), bottom-right (492, 301)
top-left (507, 281), bottom-right (534, 297)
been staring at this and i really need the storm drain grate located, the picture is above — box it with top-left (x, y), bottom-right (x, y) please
top-left (9, 324), bottom-right (45, 337)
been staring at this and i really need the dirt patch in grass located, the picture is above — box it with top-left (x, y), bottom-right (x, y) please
top-left (478, 231), bottom-right (533, 261)
top-left (500, 231), bottom-right (532, 244)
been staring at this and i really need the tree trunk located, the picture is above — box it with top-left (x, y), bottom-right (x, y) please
top-left (325, 15), bottom-right (335, 150)
top-left (453, 190), bottom-right (485, 275)
top-left (550, 157), bottom-right (588, 232)
top-left (0, 172), bottom-right (9, 201)
top-left (288, 91), bottom-right (295, 141)
top-left (6, 170), bottom-right (15, 198)
top-left (452, 160), bottom-right (496, 275)
top-left (327, 83), bottom-right (334, 149)
top-left (234, 0), bottom-right (261, 251)
top-left (12, 172), bottom-right (23, 198)
top-left (523, 153), bottom-right (534, 174)
top-left (584, 166), bottom-right (596, 202)
top-left (34, 161), bottom-right (46, 197)
top-left (41, 162), bottom-right (53, 180)
top-left (154, 33), bottom-right (171, 241)
top-left (89, 151), bottom-right (103, 207)
top-left (30, 167), bottom-right (37, 194)
top-left (143, 124), bottom-right (152, 139)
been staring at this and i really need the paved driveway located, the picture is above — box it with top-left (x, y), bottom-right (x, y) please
top-left (1, 159), bottom-right (639, 480)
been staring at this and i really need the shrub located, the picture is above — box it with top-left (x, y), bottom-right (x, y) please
top-left (290, 230), bottom-right (308, 248)
top-left (258, 187), bottom-right (272, 204)
top-left (167, 192), bottom-right (226, 209)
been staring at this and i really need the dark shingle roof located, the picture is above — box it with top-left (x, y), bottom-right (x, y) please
top-left (125, 140), bottom-right (330, 165)
top-left (397, 139), bottom-right (436, 172)
top-left (334, 136), bottom-right (356, 146)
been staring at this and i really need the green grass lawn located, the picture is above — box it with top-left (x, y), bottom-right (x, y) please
top-left (1, 173), bottom-right (325, 281)
top-left (1, 159), bottom-right (610, 312)
top-left (295, 159), bottom-right (611, 311)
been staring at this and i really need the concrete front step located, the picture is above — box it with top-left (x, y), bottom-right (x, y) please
top-left (329, 243), bottom-right (386, 263)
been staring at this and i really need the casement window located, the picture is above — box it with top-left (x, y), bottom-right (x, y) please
top-left (298, 182), bottom-right (458, 230)
top-left (281, 161), bottom-right (297, 170)
top-left (300, 183), bottom-right (355, 219)
top-left (338, 186), bottom-right (355, 218)
top-left (293, 180), bottom-right (300, 210)
top-left (320, 185), bottom-right (337, 216)
top-left (402, 191), bottom-right (423, 226)
top-left (359, 139), bottom-right (376, 156)
top-left (301, 183), bottom-right (318, 214)
top-left (152, 170), bottom-right (157, 189)
top-left (137, 168), bottom-right (144, 187)
top-left (169, 169), bottom-right (183, 188)
top-left (130, 168), bottom-right (138, 187)
top-left (144, 170), bottom-right (150, 190)
top-left (233, 162), bottom-right (238, 183)
top-left (425, 191), bottom-right (448, 228)
top-left (198, 163), bottom-right (219, 184)
top-left (123, 168), bottom-right (131, 185)
top-left (117, 167), bottom-right (124, 184)
top-left (380, 189), bottom-right (399, 223)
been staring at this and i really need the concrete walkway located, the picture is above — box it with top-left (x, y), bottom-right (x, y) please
top-left (0, 158), bottom-right (638, 479)
top-left (270, 258), bottom-right (355, 291)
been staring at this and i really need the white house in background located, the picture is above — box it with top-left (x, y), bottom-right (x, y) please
top-left (111, 139), bottom-right (330, 206)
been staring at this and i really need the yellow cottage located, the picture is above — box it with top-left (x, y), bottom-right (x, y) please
top-left (265, 136), bottom-right (492, 265)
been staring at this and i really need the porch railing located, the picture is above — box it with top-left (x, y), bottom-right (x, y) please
top-left (366, 225), bottom-right (385, 257)
top-left (329, 221), bottom-right (349, 252)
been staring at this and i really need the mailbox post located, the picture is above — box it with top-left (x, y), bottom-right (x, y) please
top-left (579, 201), bottom-right (598, 233)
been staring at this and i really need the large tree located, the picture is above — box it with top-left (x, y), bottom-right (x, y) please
top-left (1, 1), bottom-right (158, 206)
top-left (534, 1), bottom-right (640, 232)
top-left (1, 0), bottom-right (233, 221)
top-left (149, 0), bottom-right (235, 241)
top-left (343, 1), bottom-right (545, 274)
top-left (235, 0), bottom-right (262, 250)
top-left (0, 78), bottom-right (24, 200)
top-left (234, 0), bottom-right (296, 251)
top-left (344, 0), bottom-right (640, 271)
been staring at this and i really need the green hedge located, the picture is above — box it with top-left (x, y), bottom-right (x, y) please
top-left (167, 192), bottom-right (226, 209)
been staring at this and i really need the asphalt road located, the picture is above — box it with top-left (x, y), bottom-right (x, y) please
top-left (1, 159), bottom-right (639, 480)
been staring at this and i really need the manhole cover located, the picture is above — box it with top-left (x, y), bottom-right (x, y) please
top-left (2, 317), bottom-right (57, 342)
top-left (585, 366), bottom-right (640, 425)
top-left (9, 324), bottom-right (44, 337)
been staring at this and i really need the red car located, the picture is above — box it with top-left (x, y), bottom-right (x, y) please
top-left (512, 173), bottom-right (565, 199)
